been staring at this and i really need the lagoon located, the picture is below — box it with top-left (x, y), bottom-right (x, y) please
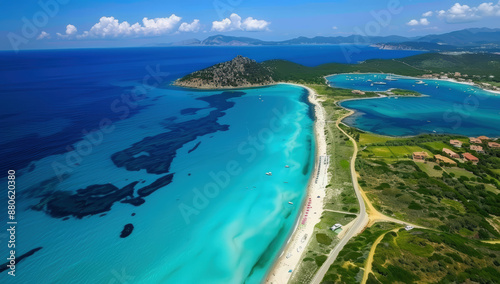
top-left (328, 73), bottom-right (500, 137)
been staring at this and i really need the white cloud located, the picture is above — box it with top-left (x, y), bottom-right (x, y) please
top-left (407, 19), bottom-right (419, 26)
top-left (212, 13), bottom-right (241, 32)
top-left (407, 18), bottom-right (430, 26)
top-left (37, 31), bottom-right (50, 40)
top-left (178, 19), bottom-right (201, 32)
top-left (66, 24), bottom-right (77, 35)
top-left (74, 15), bottom-right (182, 39)
top-left (422, 11), bottom-right (433, 17)
top-left (211, 13), bottom-right (270, 32)
top-left (142, 15), bottom-right (182, 35)
top-left (438, 1), bottom-right (500, 23)
top-left (241, 17), bottom-right (270, 31)
top-left (57, 24), bottom-right (78, 38)
top-left (420, 18), bottom-right (430, 25)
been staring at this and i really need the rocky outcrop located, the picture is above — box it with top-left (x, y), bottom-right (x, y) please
top-left (175, 55), bottom-right (275, 89)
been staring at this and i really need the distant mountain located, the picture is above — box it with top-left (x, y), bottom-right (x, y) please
top-left (171, 28), bottom-right (500, 51)
top-left (375, 42), bottom-right (459, 52)
top-left (201, 35), bottom-right (267, 46)
top-left (171, 38), bottom-right (201, 46)
top-left (415, 28), bottom-right (500, 46)
top-left (277, 35), bottom-right (412, 45)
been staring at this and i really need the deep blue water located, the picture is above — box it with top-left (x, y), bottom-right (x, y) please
top-left (328, 73), bottom-right (500, 137)
top-left (0, 46), bottom-right (424, 283)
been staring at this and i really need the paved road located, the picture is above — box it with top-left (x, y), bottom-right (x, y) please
top-left (310, 112), bottom-right (368, 284)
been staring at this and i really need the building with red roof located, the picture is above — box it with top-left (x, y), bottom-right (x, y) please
top-left (462, 153), bottom-right (479, 164)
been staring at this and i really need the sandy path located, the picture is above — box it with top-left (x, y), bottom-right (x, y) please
top-left (361, 227), bottom-right (401, 284)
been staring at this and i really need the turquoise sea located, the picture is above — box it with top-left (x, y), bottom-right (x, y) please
top-left (329, 74), bottom-right (500, 137)
top-left (0, 46), bottom-right (424, 283)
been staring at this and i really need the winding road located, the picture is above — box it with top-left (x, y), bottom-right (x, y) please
top-left (310, 111), bottom-right (368, 284)
top-left (310, 110), bottom-right (424, 284)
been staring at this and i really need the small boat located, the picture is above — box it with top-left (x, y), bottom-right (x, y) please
top-left (384, 74), bottom-right (398, 81)
top-left (415, 80), bottom-right (425, 84)
top-left (266, 172), bottom-right (272, 176)
top-left (373, 81), bottom-right (387, 85)
top-left (285, 165), bottom-right (289, 168)
top-left (288, 201), bottom-right (293, 205)
top-left (367, 79), bottom-right (372, 82)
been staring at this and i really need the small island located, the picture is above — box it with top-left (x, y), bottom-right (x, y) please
top-left (387, 88), bottom-right (422, 97)
top-left (174, 55), bottom-right (274, 89)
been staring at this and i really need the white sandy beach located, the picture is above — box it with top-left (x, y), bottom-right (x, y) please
top-left (265, 83), bottom-right (329, 284)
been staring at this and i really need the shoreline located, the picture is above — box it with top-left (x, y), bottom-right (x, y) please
top-left (264, 83), bottom-right (329, 284)
top-left (324, 72), bottom-right (500, 95)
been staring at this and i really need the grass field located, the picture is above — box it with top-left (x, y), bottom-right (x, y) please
top-left (359, 132), bottom-right (395, 146)
top-left (421, 141), bottom-right (453, 152)
top-left (415, 161), bottom-right (444, 177)
top-left (445, 167), bottom-right (476, 179)
top-left (362, 145), bottom-right (432, 162)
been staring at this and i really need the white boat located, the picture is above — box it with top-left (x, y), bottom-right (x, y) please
top-left (266, 172), bottom-right (272, 176)
top-left (367, 79), bottom-right (372, 82)
top-left (384, 74), bottom-right (398, 81)
top-left (285, 165), bottom-right (289, 168)
top-left (288, 201), bottom-right (293, 205)
top-left (373, 81), bottom-right (387, 85)
top-left (415, 80), bottom-right (425, 84)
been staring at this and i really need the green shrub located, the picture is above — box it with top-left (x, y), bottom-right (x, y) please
top-left (316, 233), bottom-right (332, 245)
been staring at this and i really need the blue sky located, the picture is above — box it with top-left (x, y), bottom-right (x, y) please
top-left (1, 0), bottom-right (500, 50)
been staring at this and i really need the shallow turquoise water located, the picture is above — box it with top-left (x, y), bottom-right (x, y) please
top-left (0, 84), bottom-right (314, 283)
top-left (328, 74), bottom-right (500, 137)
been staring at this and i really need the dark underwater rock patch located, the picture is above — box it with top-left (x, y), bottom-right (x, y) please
top-left (33, 173), bottom-right (174, 219)
top-left (32, 91), bottom-right (243, 221)
top-left (33, 182), bottom-right (138, 218)
top-left (111, 92), bottom-right (245, 174)
top-left (120, 224), bottom-right (134, 238)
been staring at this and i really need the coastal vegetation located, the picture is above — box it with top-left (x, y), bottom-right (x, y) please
top-left (321, 225), bottom-right (500, 284)
top-left (387, 88), bottom-right (421, 97)
top-left (291, 212), bottom-right (357, 284)
top-left (316, 125), bottom-right (500, 283)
